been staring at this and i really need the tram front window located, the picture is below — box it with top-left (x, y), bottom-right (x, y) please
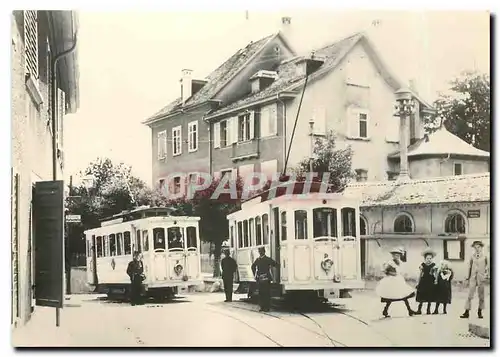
top-left (313, 208), bottom-right (338, 238)
top-left (136, 230), bottom-right (142, 253)
top-left (124, 232), bottom-right (132, 255)
top-left (341, 208), bottom-right (356, 237)
top-left (167, 227), bottom-right (184, 249)
top-left (96, 236), bottom-right (103, 257)
top-left (186, 226), bottom-right (197, 249)
top-left (153, 228), bottom-right (166, 250)
top-left (295, 210), bottom-right (308, 240)
top-left (255, 217), bottom-right (262, 246)
top-left (142, 230), bottom-right (149, 251)
top-left (262, 214), bottom-right (269, 245)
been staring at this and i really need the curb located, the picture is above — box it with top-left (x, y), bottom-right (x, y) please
top-left (468, 322), bottom-right (490, 339)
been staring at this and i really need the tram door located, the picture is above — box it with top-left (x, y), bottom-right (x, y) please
top-left (152, 227), bottom-right (168, 281)
top-left (185, 225), bottom-right (200, 280)
top-left (86, 235), bottom-right (98, 285)
top-left (166, 226), bottom-right (186, 281)
top-left (272, 207), bottom-right (281, 283)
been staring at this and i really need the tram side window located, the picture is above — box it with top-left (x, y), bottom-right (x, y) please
top-left (313, 208), bottom-right (338, 238)
top-left (255, 217), bottom-right (262, 246)
top-left (136, 230), bottom-right (142, 252)
top-left (262, 214), bottom-right (269, 245)
top-left (153, 228), bottom-right (166, 250)
top-left (124, 231), bottom-right (132, 255)
top-left (230, 226), bottom-right (234, 248)
top-left (167, 227), bottom-right (183, 249)
top-left (186, 226), bottom-right (197, 248)
top-left (103, 235), bottom-right (109, 256)
top-left (249, 218), bottom-right (255, 246)
top-left (96, 236), bottom-right (103, 257)
top-left (109, 234), bottom-right (116, 256)
top-left (295, 210), bottom-right (308, 240)
top-left (117, 233), bottom-right (123, 255)
top-left (237, 222), bottom-right (243, 248)
top-left (243, 220), bottom-right (249, 247)
top-left (142, 230), bottom-right (149, 251)
top-left (281, 212), bottom-right (287, 241)
top-left (341, 208), bottom-right (356, 237)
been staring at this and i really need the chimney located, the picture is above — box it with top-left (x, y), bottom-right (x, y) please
top-left (181, 69), bottom-right (193, 105)
top-left (249, 70), bottom-right (277, 93)
top-left (280, 16), bottom-right (292, 41)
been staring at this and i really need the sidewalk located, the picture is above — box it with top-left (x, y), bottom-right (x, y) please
top-left (12, 296), bottom-right (139, 347)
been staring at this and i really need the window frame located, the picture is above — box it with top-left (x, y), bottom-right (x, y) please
top-left (238, 113), bottom-right (252, 142)
top-left (172, 125), bottom-right (182, 156)
top-left (360, 215), bottom-right (368, 236)
top-left (188, 121), bottom-right (198, 152)
top-left (443, 239), bottom-right (466, 261)
top-left (444, 211), bottom-right (467, 234)
top-left (347, 107), bottom-right (370, 139)
top-left (453, 162), bottom-right (463, 176)
top-left (294, 210), bottom-right (309, 240)
top-left (157, 130), bottom-right (167, 160)
top-left (393, 212), bottom-right (415, 233)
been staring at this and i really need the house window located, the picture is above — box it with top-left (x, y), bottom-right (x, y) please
top-left (238, 113), bottom-right (252, 141)
top-left (453, 163), bottom-right (463, 176)
top-left (159, 179), bottom-right (165, 190)
top-left (393, 213), bottom-right (414, 233)
top-left (443, 239), bottom-right (465, 261)
top-left (157, 131), bottom-right (167, 160)
top-left (444, 212), bottom-right (466, 234)
top-left (359, 113), bottom-right (368, 138)
top-left (220, 120), bottom-right (228, 147)
top-left (173, 176), bottom-right (181, 194)
top-left (188, 121), bottom-right (198, 152)
top-left (172, 126), bottom-right (182, 155)
top-left (24, 10), bottom-right (39, 79)
top-left (355, 169), bottom-right (368, 182)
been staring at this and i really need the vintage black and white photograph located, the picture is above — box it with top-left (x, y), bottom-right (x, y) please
top-left (9, 6), bottom-right (491, 348)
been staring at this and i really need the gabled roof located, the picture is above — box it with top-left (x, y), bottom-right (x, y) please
top-left (143, 33), bottom-right (282, 125)
top-left (388, 126), bottom-right (490, 160)
top-left (344, 173), bottom-right (490, 208)
top-left (206, 32), bottom-right (435, 119)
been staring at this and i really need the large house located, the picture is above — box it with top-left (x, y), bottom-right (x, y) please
top-left (11, 10), bottom-right (79, 327)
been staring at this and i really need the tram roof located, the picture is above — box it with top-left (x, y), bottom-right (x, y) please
top-left (100, 206), bottom-right (177, 224)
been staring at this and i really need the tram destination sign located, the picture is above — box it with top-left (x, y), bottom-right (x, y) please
top-left (66, 214), bottom-right (81, 223)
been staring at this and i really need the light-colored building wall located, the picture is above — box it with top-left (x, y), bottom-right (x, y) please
top-left (285, 42), bottom-right (401, 181)
top-left (389, 157), bottom-right (490, 179)
top-left (361, 201), bottom-right (490, 282)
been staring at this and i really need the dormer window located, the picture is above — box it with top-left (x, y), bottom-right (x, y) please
top-left (249, 70), bottom-right (277, 93)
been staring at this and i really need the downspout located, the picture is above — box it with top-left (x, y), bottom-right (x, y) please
top-left (51, 30), bottom-right (78, 181)
top-left (202, 110), bottom-right (213, 177)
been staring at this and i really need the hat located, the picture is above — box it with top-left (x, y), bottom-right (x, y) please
top-left (389, 247), bottom-right (405, 255)
top-left (258, 246), bottom-right (266, 253)
top-left (421, 248), bottom-right (436, 258)
top-left (471, 240), bottom-right (484, 247)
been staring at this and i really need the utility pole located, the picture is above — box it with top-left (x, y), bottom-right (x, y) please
top-left (65, 175), bottom-right (73, 295)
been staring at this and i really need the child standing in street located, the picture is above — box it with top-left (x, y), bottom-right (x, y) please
top-left (460, 241), bottom-right (489, 319)
top-left (415, 248), bottom-right (438, 315)
top-left (433, 260), bottom-right (453, 314)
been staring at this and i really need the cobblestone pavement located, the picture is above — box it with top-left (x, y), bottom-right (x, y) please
top-left (11, 290), bottom-right (490, 348)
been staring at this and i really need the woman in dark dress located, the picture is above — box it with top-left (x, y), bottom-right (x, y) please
top-left (433, 260), bottom-right (453, 314)
top-left (415, 248), bottom-right (438, 315)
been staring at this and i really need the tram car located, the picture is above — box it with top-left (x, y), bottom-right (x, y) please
top-left (227, 181), bottom-right (365, 301)
top-left (84, 206), bottom-right (202, 299)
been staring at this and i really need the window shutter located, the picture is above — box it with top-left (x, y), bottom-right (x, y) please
top-left (230, 117), bottom-right (238, 144)
top-left (249, 112), bottom-right (255, 139)
top-left (214, 122), bottom-right (221, 148)
top-left (346, 108), bottom-right (358, 138)
top-left (260, 107), bottom-right (269, 137)
top-left (23, 10), bottom-right (39, 79)
top-left (313, 106), bottom-right (326, 135)
top-left (269, 106), bottom-right (277, 136)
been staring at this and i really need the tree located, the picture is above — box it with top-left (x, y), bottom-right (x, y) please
top-left (424, 70), bottom-right (490, 152)
top-left (294, 130), bottom-right (355, 192)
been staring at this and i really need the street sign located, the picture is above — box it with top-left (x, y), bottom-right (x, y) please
top-left (66, 214), bottom-right (81, 223)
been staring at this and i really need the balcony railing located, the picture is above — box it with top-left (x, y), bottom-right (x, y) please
top-left (231, 139), bottom-right (260, 162)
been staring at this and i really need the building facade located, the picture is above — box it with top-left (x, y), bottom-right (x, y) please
top-left (11, 10), bottom-right (79, 327)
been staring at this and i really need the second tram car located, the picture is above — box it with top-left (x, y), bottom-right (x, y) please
top-left (85, 206), bottom-right (202, 299)
top-left (227, 181), bottom-right (365, 300)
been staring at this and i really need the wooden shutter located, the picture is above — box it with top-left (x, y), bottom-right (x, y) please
top-left (214, 122), bottom-right (221, 148)
top-left (249, 112), bottom-right (255, 139)
top-left (24, 10), bottom-right (39, 79)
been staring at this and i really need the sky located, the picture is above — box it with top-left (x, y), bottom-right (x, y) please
top-left (63, 10), bottom-right (490, 186)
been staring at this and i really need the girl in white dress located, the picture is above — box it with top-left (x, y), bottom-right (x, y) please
top-left (376, 247), bottom-right (417, 318)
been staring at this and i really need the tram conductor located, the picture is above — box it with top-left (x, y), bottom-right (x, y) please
top-left (251, 247), bottom-right (278, 312)
top-left (127, 251), bottom-right (145, 306)
top-left (221, 248), bottom-right (237, 302)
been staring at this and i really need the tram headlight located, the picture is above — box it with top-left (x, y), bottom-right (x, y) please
top-left (333, 274), bottom-right (341, 283)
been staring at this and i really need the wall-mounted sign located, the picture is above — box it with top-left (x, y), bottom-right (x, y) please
top-left (66, 214), bottom-right (81, 223)
top-left (467, 210), bottom-right (481, 218)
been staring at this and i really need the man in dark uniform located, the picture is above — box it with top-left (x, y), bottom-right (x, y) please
top-left (251, 247), bottom-right (278, 312)
top-left (221, 249), bottom-right (237, 302)
top-left (127, 251), bottom-right (145, 306)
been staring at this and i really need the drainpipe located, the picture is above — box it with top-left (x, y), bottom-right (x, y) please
top-left (276, 94), bottom-right (286, 176)
top-left (51, 31), bottom-right (78, 181)
top-left (202, 110), bottom-right (213, 178)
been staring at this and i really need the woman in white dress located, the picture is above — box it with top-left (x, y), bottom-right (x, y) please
top-left (376, 247), bottom-right (417, 318)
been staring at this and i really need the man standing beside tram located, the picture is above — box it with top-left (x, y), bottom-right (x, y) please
top-left (251, 247), bottom-right (278, 312)
top-left (221, 247), bottom-right (237, 302)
